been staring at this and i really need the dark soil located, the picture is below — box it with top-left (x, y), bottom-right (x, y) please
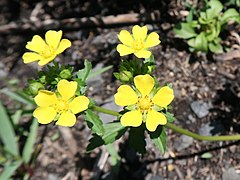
top-left (0, 0), bottom-right (240, 180)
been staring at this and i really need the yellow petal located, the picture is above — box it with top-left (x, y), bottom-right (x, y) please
top-left (116, 44), bottom-right (134, 56)
top-left (33, 107), bottom-right (57, 124)
top-left (145, 32), bottom-right (161, 48)
top-left (69, 96), bottom-right (89, 114)
top-left (22, 52), bottom-right (43, 64)
top-left (114, 85), bottom-right (138, 106)
top-left (134, 74), bottom-right (154, 97)
top-left (34, 90), bottom-right (58, 107)
top-left (132, 25), bottom-right (148, 40)
top-left (45, 30), bottom-right (62, 49)
top-left (134, 50), bottom-right (151, 58)
top-left (146, 110), bottom-right (167, 132)
top-left (152, 86), bottom-right (174, 107)
top-left (118, 30), bottom-right (134, 46)
top-left (55, 39), bottom-right (71, 55)
top-left (57, 79), bottom-right (77, 100)
top-left (37, 55), bottom-right (56, 66)
top-left (56, 112), bottom-right (76, 127)
top-left (26, 35), bottom-right (46, 53)
top-left (120, 110), bottom-right (142, 127)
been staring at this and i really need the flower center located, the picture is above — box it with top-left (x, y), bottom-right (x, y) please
top-left (137, 96), bottom-right (153, 113)
top-left (55, 99), bottom-right (69, 113)
top-left (41, 45), bottom-right (55, 58)
top-left (132, 39), bottom-right (144, 51)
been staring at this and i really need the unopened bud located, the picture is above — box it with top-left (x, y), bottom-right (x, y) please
top-left (59, 69), bottom-right (72, 79)
top-left (28, 82), bottom-right (44, 96)
top-left (119, 71), bottom-right (132, 82)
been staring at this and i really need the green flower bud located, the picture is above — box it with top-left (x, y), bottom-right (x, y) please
top-left (39, 75), bottom-right (46, 84)
top-left (119, 71), bottom-right (133, 82)
top-left (59, 69), bottom-right (72, 79)
top-left (28, 82), bottom-right (44, 96)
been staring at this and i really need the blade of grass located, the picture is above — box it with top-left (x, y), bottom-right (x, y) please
top-left (1, 89), bottom-right (34, 105)
top-left (0, 101), bottom-right (19, 156)
top-left (0, 160), bottom-right (22, 179)
top-left (22, 119), bottom-right (38, 164)
top-left (88, 65), bottom-right (113, 80)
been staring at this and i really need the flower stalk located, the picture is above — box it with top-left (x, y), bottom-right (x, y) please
top-left (93, 105), bottom-right (240, 141)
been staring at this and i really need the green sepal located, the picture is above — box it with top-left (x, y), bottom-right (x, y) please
top-left (87, 122), bottom-right (127, 152)
top-left (128, 124), bottom-right (146, 154)
top-left (149, 126), bottom-right (167, 154)
top-left (83, 109), bottom-right (104, 136)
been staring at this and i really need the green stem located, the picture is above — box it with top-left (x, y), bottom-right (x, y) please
top-left (93, 105), bottom-right (240, 141)
top-left (92, 105), bottom-right (119, 116)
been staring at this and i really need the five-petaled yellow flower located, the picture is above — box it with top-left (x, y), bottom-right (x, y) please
top-left (33, 79), bottom-right (89, 126)
top-left (22, 30), bottom-right (71, 66)
top-left (117, 25), bottom-right (160, 58)
top-left (114, 74), bottom-right (174, 132)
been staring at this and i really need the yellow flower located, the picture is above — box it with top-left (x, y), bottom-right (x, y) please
top-left (22, 30), bottom-right (71, 66)
top-left (33, 79), bottom-right (89, 126)
top-left (114, 74), bottom-right (174, 132)
top-left (116, 25), bottom-right (160, 58)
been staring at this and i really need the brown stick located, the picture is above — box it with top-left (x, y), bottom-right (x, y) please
top-left (0, 12), bottom-right (161, 34)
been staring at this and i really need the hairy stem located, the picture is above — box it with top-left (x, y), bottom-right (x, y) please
top-left (93, 105), bottom-right (240, 141)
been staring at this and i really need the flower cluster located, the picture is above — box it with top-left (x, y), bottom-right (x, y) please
top-left (22, 26), bottom-right (174, 154)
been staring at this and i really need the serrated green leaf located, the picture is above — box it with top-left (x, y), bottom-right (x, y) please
top-left (174, 23), bottom-right (197, 39)
top-left (76, 59), bottom-right (92, 82)
top-left (128, 125), bottom-right (146, 154)
top-left (84, 109), bottom-right (104, 136)
top-left (149, 126), bottom-right (166, 154)
top-left (0, 160), bottom-right (22, 179)
top-left (201, 152), bottom-right (213, 159)
top-left (0, 101), bottom-right (19, 156)
top-left (163, 112), bottom-right (176, 123)
top-left (87, 122), bottom-right (127, 152)
top-left (22, 119), bottom-right (38, 164)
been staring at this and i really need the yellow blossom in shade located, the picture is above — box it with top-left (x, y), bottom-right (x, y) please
top-left (116, 25), bottom-right (161, 58)
top-left (114, 74), bottom-right (174, 132)
top-left (22, 30), bottom-right (71, 66)
top-left (33, 79), bottom-right (89, 126)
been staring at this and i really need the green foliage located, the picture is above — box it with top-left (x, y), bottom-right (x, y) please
top-left (149, 126), bottom-right (167, 154)
top-left (128, 125), bottom-right (146, 154)
top-left (0, 99), bottom-right (38, 179)
top-left (0, 101), bottom-right (19, 157)
top-left (87, 122), bottom-right (127, 152)
top-left (114, 57), bottom-right (155, 83)
top-left (24, 63), bottom-right (74, 96)
top-left (174, 0), bottom-right (240, 53)
top-left (22, 119), bottom-right (38, 164)
top-left (84, 109), bottom-right (104, 136)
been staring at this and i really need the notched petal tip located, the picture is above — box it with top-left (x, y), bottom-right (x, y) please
top-left (114, 85), bottom-right (138, 106)
top-left (57, 79), bottom-right (78, 100)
